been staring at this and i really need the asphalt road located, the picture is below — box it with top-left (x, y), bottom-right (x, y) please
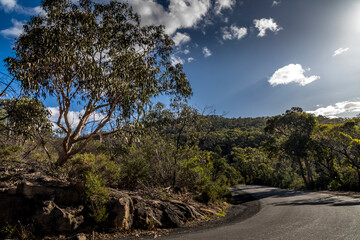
top-left (161, 185), bottom-right (360, 240)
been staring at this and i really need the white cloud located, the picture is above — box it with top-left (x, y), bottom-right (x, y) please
top-left (222, 24), bottom-right (247, 40)
top-left (48, 107), bottom-right (105, 130)
top-left (214, 0), bottom-right (236, 15)
top-left (269, 64), bottom-right (320, 86)
top-left (129, 0), bottom-right (211, 35)
top-left (272, 1), bottom-right (281, 7)
top-left (183, 49), bottom-right (190, 54)
top-left (170, 55), bottom-right (184, 66)
top-left (253, 18), bottom-right (282, 37)
top-left (187, 57), bottom-right (195, 62)
top-left (333, 47), bottom-right (349, 56)
top-left (172, 32), bottom-right (191, 46)
top-left (0, 0), bottom-right (16, 11)
top-left (202, 47), bottom-right (212, 57)
top-left (0, 0), bottom-right (42, 15)
top-left (222, 28), bottom-right (232, 40)
top-left (0, 19), bottom-right (24, 38)
top-left (307, 101), bottom-right (360, 118)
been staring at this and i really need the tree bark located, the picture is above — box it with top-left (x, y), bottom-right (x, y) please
top-left (297, 157), bottom-right (309, 188)
top-left (304, 158), bottom-right (313, 185)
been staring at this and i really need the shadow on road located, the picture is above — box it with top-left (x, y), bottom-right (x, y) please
top-left (272, 196), bottom-right (360, 207)
top-left (232, 186), bottom-right (307, 202)
top-left (235, 185), bottom-right (360, 207)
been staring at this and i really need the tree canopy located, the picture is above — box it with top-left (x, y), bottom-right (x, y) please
top-left (5, 0), bottom-right (192, 166)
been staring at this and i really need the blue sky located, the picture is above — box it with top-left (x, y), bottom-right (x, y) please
top-left (1, 0), bottom-right (360, 118)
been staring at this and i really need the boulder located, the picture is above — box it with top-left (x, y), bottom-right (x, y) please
top-left (109, 193), bottom-right (134, 231)
top-left (17, 180), bottom-right (83, 205)
top-left (0, 191), bottom-right (35, 225)
top-left (33, 200), bottom-right (84, 234)
top-left (133, 200), bottom-right (162, 229)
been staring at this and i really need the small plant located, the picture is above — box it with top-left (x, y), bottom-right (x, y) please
top-left (85, 172), bottom-right (109, 223)
top-left (217, 210), bottom-right (226, 217)
top-left (0, 222), bottom-right (17, 239)
top-left (328, 179), bottom-right (341, 191)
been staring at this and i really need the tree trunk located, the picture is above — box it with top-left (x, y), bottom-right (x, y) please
top-left (304, 158), bottom-right (313, 185)
top-left (297, 157), bottom-right (309, 188)
top-left (56, 152), bottom-right (70, 167)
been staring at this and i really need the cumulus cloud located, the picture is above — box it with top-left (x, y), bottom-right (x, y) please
top-left (222, 24), bottom-right (247, 40)
top-left (129, 0), bottom-right (211, 35)
top-left (172, 32), bottom-right (191, 46)
top-left (333, 47), bottom-right (349, 57)
top-left (48, 107), bottom-right (105, 130)
top-left (0, 0), bottom-right (16, 11)
top-left (187, 57), bottom-right (195, 62)
top-left (272, 1), bottom-right (281, 7)
top-left (0, 0), bottom-right (42, 15)
top-left (170, 55), bottom-right (184, 66)
top-left (202, 47), bottom-right (212, 57)
top-left (307, 101), bottom-right (360, 118)
top-left (214, 0), bottom-right (236, 15)
top-left (0, 19), bottom-right (24, 38)
top-left (269, 64), bottom-right (320, 86)
top-left (253, 18), bottom-right (282, 37)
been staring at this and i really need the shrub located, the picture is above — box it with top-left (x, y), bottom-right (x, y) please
top-left (85, 172), bottom-right (109, 223)
top-left (328, 180), bottom-right (341, 191)
top-left (68, 153), bottom-right (121, 187)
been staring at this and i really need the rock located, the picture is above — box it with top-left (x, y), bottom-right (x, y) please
top-left (0, 191), bottom-right (35, 225)
top-left (75, 233), bottom-right (87, 240)
top-left (133, 199), bottom-right (164, 229)
top-left (110, 193), bottom-right (134, 231)
top-left (170, 200), bottom-right (205, 220)
top-left (162, 203), bottom-right (186, 228)
top-left (33, 200), bottom-right (84, 234)
top-left (16, 180), bottom-right (83, 205)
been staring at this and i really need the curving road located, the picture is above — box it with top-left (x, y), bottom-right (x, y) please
top-left (161, 185), bottom-right (360, 240)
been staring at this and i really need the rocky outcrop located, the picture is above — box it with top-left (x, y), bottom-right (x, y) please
top-left (0, 180), bottom-right (212, 237)
top-left (107, 190), bottom-right (208, 231)
top-left (33, 200), bottom-right (84, 233)
top-left (17, 179), bottom-right (83, 205)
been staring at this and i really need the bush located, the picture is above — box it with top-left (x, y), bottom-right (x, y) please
top-left (120, 157), bottom-right (149, 189)
top-left (0, 145), bottom-right (23, 164)
top-left (328, 180), bottom-right (341, 190)
top-left (85, 172), bottom-right (109, 223)
top-left (68, 153), bottom-right (121, 187)
top-left (198, 179), bottom-right (231, 203)
top-left (67, 153), bottom-right (119, 223)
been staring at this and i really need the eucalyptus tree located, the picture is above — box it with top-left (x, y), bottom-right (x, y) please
top-left (265, 107), bottom-right (317, 188)
top-left (314, 119), bottom-right (360, 187)
top-left (5, 0), bottom-right (192, 166)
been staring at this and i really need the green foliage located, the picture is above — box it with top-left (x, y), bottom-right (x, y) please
top-left (0, 222), bottom-right (17, 239)
top-left (0, 97), bottom-right (51, 140)
top-left (328, 180), bottom-right (341, 191)
top-left (198, 180), bottom-right (231, 203)
top-left (0, 145), bottom-right (23, 163)
top-left (265, 107), bottom-right (318, 188)
top-left (0, 221), bottom-right (31, 240)
top-left (67, 153), bottom-right (119, 222)
top-left (120, 156), bottom-right (150, 189)
top-left (68, 153), bottom-right (121, 187)
top-left (85, 172), bottom-right (109, 223)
